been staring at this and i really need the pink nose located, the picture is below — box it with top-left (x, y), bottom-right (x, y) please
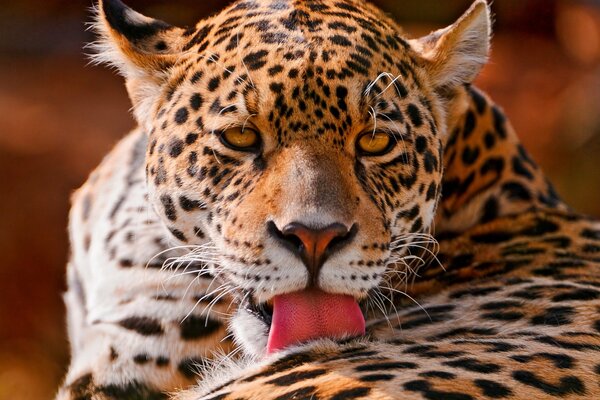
top-left (269, 221), bottom-right (356, 286)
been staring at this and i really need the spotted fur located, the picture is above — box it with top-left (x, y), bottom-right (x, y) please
top-left (177, 208), bottom-right (600, 400)
top-left (57, 0), bottom-right (597, 399)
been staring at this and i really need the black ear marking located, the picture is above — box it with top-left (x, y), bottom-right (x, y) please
top-left (102, 0), bottom-right (171, 42)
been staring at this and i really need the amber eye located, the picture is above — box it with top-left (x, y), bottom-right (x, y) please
top-left (356, 132), bottom-right (393, 156)
top-left (220, 127), bottom-right (261, 152)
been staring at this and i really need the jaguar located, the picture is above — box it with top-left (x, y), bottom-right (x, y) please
top-left (57, 0), bottom-right (600, 399)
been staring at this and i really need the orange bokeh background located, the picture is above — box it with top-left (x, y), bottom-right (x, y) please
top-left (1, 1), bottom-right (599, 399)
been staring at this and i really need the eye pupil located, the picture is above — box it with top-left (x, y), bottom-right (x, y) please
top-left (357, 132), bottom-right (392, 155)
top-left (220, 127), bottom-right (260, 151)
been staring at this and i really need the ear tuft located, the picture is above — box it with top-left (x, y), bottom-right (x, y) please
top-left (89, 0), bottom-right (183, 77)
top-left (411, 0), bottom-right (491, 90)
top-left (89, 0), bottom-right (188, 125)
top-left (102, 0), bottom-right (172, 42)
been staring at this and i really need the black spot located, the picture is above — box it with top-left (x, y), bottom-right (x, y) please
top-left (268, 65), bottom-right (284, 76)
top-left (520, 218), bottom-right (559, 236)
top-left (410, 217), bottom-right (423, 233)
top-left (444, 358), bottom-right (501, 373)
top-left (402, 344), bottom-right (465, 359)
top-left (207, 76), bottom-right (221, 91)
top-left (530, 306), bottom-right (574, 326)
top-left (243, 50), bottom-right (269, 70)
top-left (160, 195), bottom-right (177, 221)
top-left (119, 259), bottom-right (133, 267)
top-left (481, 197), bottom-right (499, 223)
top-left (461, 146), bottom-right (480, 165)
top-left (512, 156), bottom-right (534, 180)
top-left (190, 93), bottom-right (203, 110)
top-left (180, 316), bottom-right (222, 340)
top-left (419, 371), bottom-right (455, 379)
top-left (269, 82), bottom-right (284, 93)
top-left (169, 228), bottom-right (187, 242)
top-left (330, 387), bottom-right (371, 400)
top-left (185, 133), bottom-right (198, 144)
top-left (543, 236), bottom-right (571, 248)
top-left (329, 105), bottom-right (340, 119)
top-left (512, 371), bottom-right (585, 396)
top-left (155, 356), bottom-right (170, 367)
top-left (482, 311), bottom-right (525, 321)
top-left (471, 231), bottom-right (513, 244)
top-left (552, 288), bottom-right (599, 302)
top-left (511, 352), bottom-right (574, 369)
top-left (110, 346), bottom-right (118, 361)
top-left (355, 361), bottom-right (417, 372)
top-left (133, 353), bottom-right (151, 364)
top-left (182, 23), bottom-right (213, 51)
top-left (470, 88), bottom-right (487, 114)
top-left (415, 135), bottom-right (427, 153)
top-left (480, 157), bottom-right (505, 176)
top-left (404, 379), bottom-right (474, 400)
top-left (582, 228), bottom-right (600, 240)
top-left (267, 369), bottom-right (327, 386)
top-left (178, 357), bottom-right (204, 379)
top-left (474, 379), bottom-right (512, 398)
top-left (67, 373), bottom-right (94, 399)
top-left (583, 243), bottom-right (600, 253)
top-left (169, 139), bottom-right (184, 158)
top-left (329, 35), bottom-right (352, 46)
top-left (432, 327), bottom-right (497, 340)
top-left (98, 381), bottom-right (167, 400)
top-left (534, 334), bottom-right (600, 350)
top-left (359, 374), bottom-right (394, 382)
top-left (484, 131), bottom-right (496, 149)
top-left (450, 286), bottom-right (500, 299)
top-left (273, 386), bottom-right (318, 400)
top-left (423, 151), bottom-right (438, 173)
top-left (502, 181), bottom-right (532, 201)
top-left (174, 107), bottom-right (189, 124)
top-left (407, 104), bottom-right (423, 127)
top-left (492, 106), bottom-right (507, 138)
top-left (401, 313), bottom-right (451, 330)
top-left (462, 110), bottom-right (477, 139)
top-left (426, 182), bottom-right (438, 201)
top-left (179, 196), bottom-right (204, 211)
top-left (118, 316), bottom-right (164, 335)
top-left (193, 226), bottom-right (205, 238)
top-left (336, 85), bottom-right (348, 100)
top-left (190, 71), bottom-right (203, 84)
top-left (241, 351), bottom-right (317, 382)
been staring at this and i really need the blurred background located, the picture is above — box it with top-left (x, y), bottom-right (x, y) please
top-left (1, 0), bottom-right (599, 398)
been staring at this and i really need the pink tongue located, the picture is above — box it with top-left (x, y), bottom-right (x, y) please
top-left (266, 289), bottom-right (365, 354)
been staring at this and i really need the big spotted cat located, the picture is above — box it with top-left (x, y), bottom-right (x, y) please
top-left (57, 1), bottom-right (598, 399)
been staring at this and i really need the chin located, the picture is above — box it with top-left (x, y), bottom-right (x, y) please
top-left (231, 307), bottom-right (269, 358)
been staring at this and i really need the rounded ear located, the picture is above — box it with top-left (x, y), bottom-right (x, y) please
top-left (91, 0), bottom-right (188, 125)
top-left (410, 0), bottom-right (491, 91)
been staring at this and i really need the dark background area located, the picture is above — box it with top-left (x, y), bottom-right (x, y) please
top-left (1, 1), bottom-right (599, 398)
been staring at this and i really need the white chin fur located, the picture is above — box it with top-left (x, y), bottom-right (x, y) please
top-left (231, 308), bottom-right (269, 357)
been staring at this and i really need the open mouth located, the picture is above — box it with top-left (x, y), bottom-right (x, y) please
top-left (246, 298), bottom-right (274, 327)
top-left (245, 288), bottom-right (366, 354)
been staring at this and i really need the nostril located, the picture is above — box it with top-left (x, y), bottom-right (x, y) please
top-left (282, 229), bottom-right (306, 252)
top-left (267, 221), bottom-right (304, 253)
top-left (327, 223), bottom-right (358, 251)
